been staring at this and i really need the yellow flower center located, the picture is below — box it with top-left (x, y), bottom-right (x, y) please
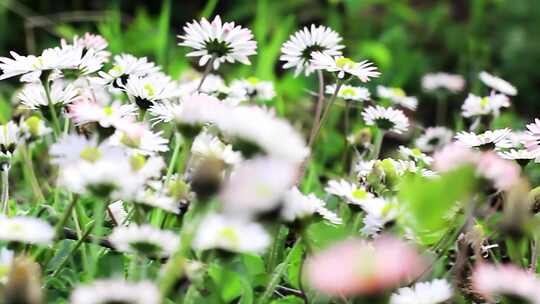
top-left (120, 133), bottom-right (141, 148)
top-left (25, 116), bottom-right (42, 136)
top-left (220, 227), bottom-right (240, 247)
top-left (103, 106), bottom-right (114, 116)
top-left (352, 189), bottom-right (368, 200)
top-left (79, 147), bottom-right (101, 163)
top-left (480, 97), bottom-right (490, 108)
top-left (143, 83), bottom-right (156, 97)
top-left (336, 57), bottom-right (355, 69)
top-left (340, 87), bottom-right (357, 96)
top-left (129, 154), bottom-right (146, 171)
top-left (391, 87), bottom-right (406, 97)
top-left (246, 77), bottom-right (260, 85)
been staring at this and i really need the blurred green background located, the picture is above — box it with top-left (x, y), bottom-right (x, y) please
top-left (0, 0), bottom-right (538, 127)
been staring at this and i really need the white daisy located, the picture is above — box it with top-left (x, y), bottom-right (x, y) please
top-left (220, 157), bottom-right (297, 215)
top-left (107, 200), bottom-right (129, 226)
top-left (70, 279), bottom-right (160, 304)
top-left (108, 121), bottom-right (169, 156)
top-left (281, 187), bottom-right (342, 225)
top-left (311, 52), bottom-right (380, 82)
top-left (178, 15), bottom-right (257, 70)
top-left (479, 71), bottom-right (517, 96)
top-left (49, 134), bottom-right (123, 166)
top-left (109, 224), bottom-right (180, 257)
top-left (325, 179), bottom-right (374, 207)
top-left (123, 74), bottom-right (180, 110)
top-left (377, 85), bottom-right (418, 110)
top-left (0, 216), bottom-right (54, 244)
top-left (0, 121), bottom-right (19, 159)
top-left (498, 149), bottom-right (535, 162)
top-left (399, 146), bottom-right (433, 165)
top-left (97, 53), bottom-right (160, 88)
top-left (454, 129), bottom-right (511, 150)
top-left (360, 197), bottom-right (398, 237)
top-left (135, 187), bottom-right (182, 215)
top-left (461, 93), bottom-right (510, 118)
top-left (421, 72), bottom-right (465, 93)
top-left (415, 127), bottom-right (453, 152)
top-left (178, 73), bottom-right (226, 96)
top-left (17, 80), bottom-right (79, 110)
top-left (353, 159), bottom-right (376, 179)
top-left (192, 213), bottom-right (270, 253)
top-left (325, 84), bottom-right (370, 101)
top-left (19, 116), bottom-right (51, 140)
top-left (0, 248), bottom-right (13, 284)
top-left (230, 77), bottom-right (275, 101)
top-left (71, 33), bottom-right (109, 52)
top-left (68, 100), bottom-right (137, 129)
top-left (207, 83), bottom-right (248, 106)
top-left (390, 279), bottom-right (453, 304)
top-left (191, 131), bottom-right (242, 167)
top-left (280, 24), bottom-right (344, 76)
top-left (362, 105), bottom-right (409, 134)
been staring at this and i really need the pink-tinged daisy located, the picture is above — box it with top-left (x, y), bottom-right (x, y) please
top-left (305, 237), bottom-right (425, 296)
top-left (310, 51), bottom-right (380, 82)
top-left (377, 85), bottom-right (418, 110)
top-left (454, 128), bottom-right (511, 151)
top-left (178, 15), bottom-right (257, 70)
top-left (479, 71), bottom-right (517, 96)
top-left (390, 279), bottom-right (453, 304)
top-left (362, 105), bottom-right (409, 134)
top-left (68, 100), bottom-right (137, 129)
top-left (472, 264), bottom-right (540, 303)
top-left (415, 127), bottom-right (453, 153)
top-left (421, 72), bottom-right (465, 93)
top-left (525, 119), bottom-right (540, 162)
top-left (280, 24), bottom-right (344, 76)
top-left (461, 93), bottom-right (510, 118)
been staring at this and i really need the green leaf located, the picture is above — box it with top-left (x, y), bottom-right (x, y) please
top-left (285, 241), bottom-right (304, 289)
top-left (270, 296), bottom-right (304, 304)
top-left (398, 166), bottom-right (477, 245)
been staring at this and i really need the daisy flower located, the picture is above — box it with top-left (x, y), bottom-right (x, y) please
top-left (454, 128), bottom-right (511, 151)
top-left (19, 116), bottom-right (52, 140)
top-left (362, 105), bottom-right (409, 134)
top-left (325, 179), bottom-right (374, 206)
top-left (498, 149), bottom-right (535, 164)
top-left (525, 119), bottom-right (540, 162)
top-left (0, 248), bottom-right (13, 284)
top-left (178, 15), bottom-right (257, 70)
top-left (311, 52), bottom-right (380, 82)
top-left (207, 83), bottom-right (248, 106)
top-left (230, 77), bottom-right (275, 101)
top-left (280, 24), bottom-right (344, 76)
top-left (281, 187), bottom-right (342, 225)
top-left (0, 121), bottom-right (19, 159)
top-left (415, 127), bottom-right (453, 152)
top-left (49, 134), bottom-right (122, 166)
top-left (353, 159), bottom-right (376, 179)
top-left (107, 200), bottom-right (129, 226)
top-left (72, 33), bottom-right (109, 52)
top-left (108, 121), bottom-right (169, 156)
top-left (70, 279), bottom-right (160, 304)
top-left (472, 264), bottom-right (540, 304)
top-left (109, 225), bottom-right (180, 257)
top-left (192, 213), bottom-right (270, 253)
top-left (123, 73), bottom-right (180, 109)
top-left (305, 237), bottom-right (425, 296)
top-left (0, 216), bottom-right (54, 245)
top-left (461, 93), bottom-right (510, 118)
top-left (377, 85), bottom-right (418, 110)
top-left (421, 72), bottom-right (465, 93)
top-left (191, 131), bottom-right (242, 167)
top-left (399, 146), bottom-right (433, 165)
top-left (325, 84), bottom-right (370, 101)
top-left (17, 80), bottom-right (79, 110)
top-left (220, 157), bottom-right (297, 215)
top-left (135, 187), bottom-right (182, 215)
top-left (178, 73), bottom-right (226, 96)
top-left (97, 54), bottom-right (160, 88)
top-left (361, 197), bottom-right (399, 237)
top-left (390, 279), bottom-right (453, 304)
top-left (68, 100), bottom-right (137, 129)
top-left (479, 71), bottom-right (517, 96)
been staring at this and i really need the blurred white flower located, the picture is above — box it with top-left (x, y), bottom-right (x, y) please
top-left (70, 279), bottom-right (160, 304)
top-left (377, 86), bottom-right (418, 110)
top-left (191, 131), bottom-right (242, 167)
top-left (390, 279), bottom-right (453, 304)
top-left (421, 72), bottom-right (465, 93)
top-left (461, 93), bottom-right (510, 118)
top-left (0, 248), bottom-right (13, 284)
top-left (415, 127), bottom-right (453, 152)
top-left (230, 77), bottom-right (275, 101)
top-left (479, 71), bottom-right (517, 96)
top-left (326, 84), bottom-right (370, 102)
top-left (97, 54), bottom-right (159, 88)
top-left (123, 73), bottom-right (180, 109)
top-left (192, 213), bottom-right (270, 253)
top-left (280, 24), bottom-right (344, 76)
top-left (178, 15), bottom-right (257, 70)
top-left (0, 121), bottom-right (19, 159)
top-left (398, 146), bottom-right (433, 165)
top-left (108, 121), bottom-right (169, 156)
top-left (17, 80), bottom-right (79, 110)
top-left (0, 216), bottom-right (54, 245)
top-left (109, 224), bottom-right (180, 257)
top-left (19, 116), bottom-right (52, 140)
top-left (454, 128), bottom-right (511, 150)
top-left (281, 187), bottom-right (342, 224)
top-left (69, 100), bottom-right (137, 129)
top-left (325, 179), bottom-right (374, 206)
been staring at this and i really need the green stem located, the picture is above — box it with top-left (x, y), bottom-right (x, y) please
top-left (258, 237), bottom-right (302, 304)
top-left (371, 130), bottom-right (385, 160)
top-left (41, 79), bottom-right (61, 137)
top-left (196, 56), bottom-right (215, 92)
top-left (311, 82), bottom-right (342, 147)
top-left (435, 92), bottom-right (447, 126)
top-left (53, 195), bottom-right (78, 238)
top-left (49, 221), bottom-right (94, 279)
top-left (307, 70), bottom-right (326, 147)
top-left (1, 164), bottom-right (9, 214)
top-left (20, 143), bottom-right (45, 203)
top-left (89, 200), bottom-right (106, 279)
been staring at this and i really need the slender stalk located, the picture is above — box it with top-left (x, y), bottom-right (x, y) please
top-left (53, 195), bottom-right (79, 238)
top-left (165, 132), bottom-right (182, 182)
top-left (89, 200), bottom-right (106, 279)
top-left (307, 70), bottom-right (325, 147)
top-left (196, 56), bottom-right (215, 92)
top-left (1, 164), bottom-right (10, 214)
top-left (19, 143), bottom-right (45, 203)
top-left (370, 130), bottom-right (385, 160)
top-left (311, 82), bottom-right (342, 147)
top-left (41, 79), bottom-right (61, 137)
top-left (435, 92), bottom-right (447, 126)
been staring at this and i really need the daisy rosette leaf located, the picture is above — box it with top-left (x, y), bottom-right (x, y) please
top-left (310, 51), bottom-right (381, 82)
top-left (280, 24), bottom-right (344, 76)
top-left (390, 279), bottom-right (453, 304)
top-left (421, 72), bottom-right (465, 93)
top-left (178, 15), bottom-right (257, 70)
top-left (70, 279), bottom-right (160, 304)
top-left (362, 105), bottom-right (409, 134)
top-left (377, 85), bottom-right (418, 111)
top-left (398, 164), bottom-right (477, 245)
top-left (109, 224), bottom-right (180, 258)
top-left (192, 213), bottom-right (271, 254)
top-left (0, 216), bottom-right (54, 245)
